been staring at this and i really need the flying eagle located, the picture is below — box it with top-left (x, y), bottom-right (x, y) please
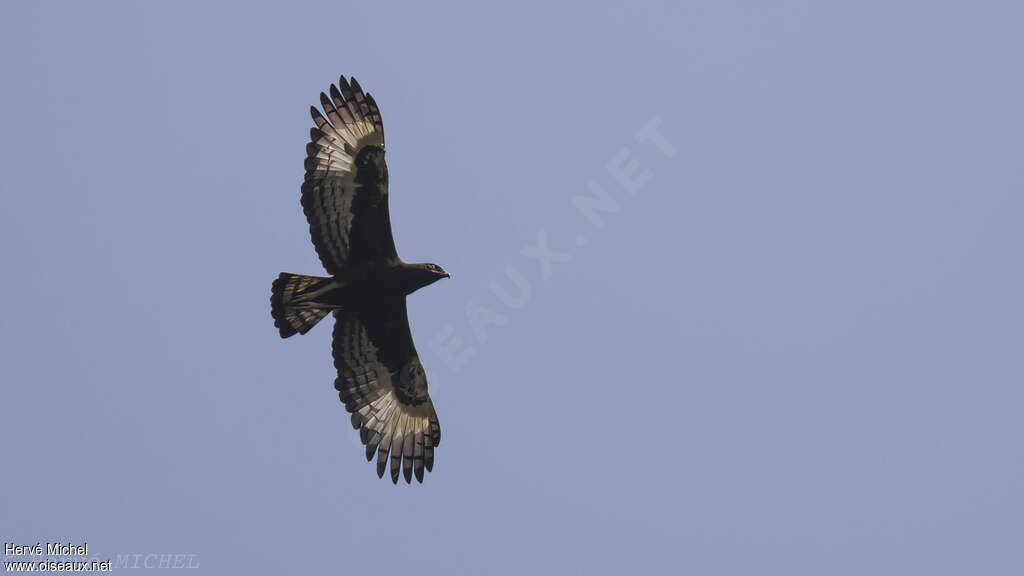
top-left (270, 76), bottom-right (449, 484)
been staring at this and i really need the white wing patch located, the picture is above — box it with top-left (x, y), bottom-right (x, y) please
top-left (307, 77), bottom-right (385, 178)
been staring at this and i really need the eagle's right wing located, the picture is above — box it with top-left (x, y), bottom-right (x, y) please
top-left (301, 76), bottom-right (396, 275)
top-left (331, 302), bottom-right (441, 484)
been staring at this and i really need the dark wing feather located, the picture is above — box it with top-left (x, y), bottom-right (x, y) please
top-left (332, 300), bottom-right (441, 484)
top-left (301, 76), bottom-right (394, 274)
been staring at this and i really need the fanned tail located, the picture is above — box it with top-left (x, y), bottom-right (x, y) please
top-left (271, 273), bottom-right (337, 338)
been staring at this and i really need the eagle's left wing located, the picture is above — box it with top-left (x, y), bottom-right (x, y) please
top-left (301, 76), bottom-right (395, 274)
top-left (331, 301), bottom-right (441, 484)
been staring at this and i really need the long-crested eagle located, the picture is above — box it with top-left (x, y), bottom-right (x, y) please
top-left (271, 76), bottom-right (448, 484)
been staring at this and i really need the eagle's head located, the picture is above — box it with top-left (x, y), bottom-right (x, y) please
top-left (404, 262), bottom-right (450, 293)
top-left (420, 263), bottom-right (450, 281)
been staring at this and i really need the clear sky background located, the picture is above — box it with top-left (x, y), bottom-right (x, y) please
top-left (2, 1), bottom-right (1022, 574)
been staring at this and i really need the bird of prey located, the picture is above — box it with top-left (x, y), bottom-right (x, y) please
top-left (270, 76), bottom-right (449, 484)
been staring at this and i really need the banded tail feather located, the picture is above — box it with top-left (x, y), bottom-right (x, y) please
top-left (270, 273), bottom-right (338, 338)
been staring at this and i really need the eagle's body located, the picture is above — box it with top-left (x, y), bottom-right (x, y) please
top-left (286, 262), bottom-right (445, 306)
top-left (270, 76), bottom-right (448, 484)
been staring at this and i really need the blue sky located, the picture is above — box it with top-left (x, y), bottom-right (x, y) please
top-left (2, 1), bottom-right (1022, 574)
